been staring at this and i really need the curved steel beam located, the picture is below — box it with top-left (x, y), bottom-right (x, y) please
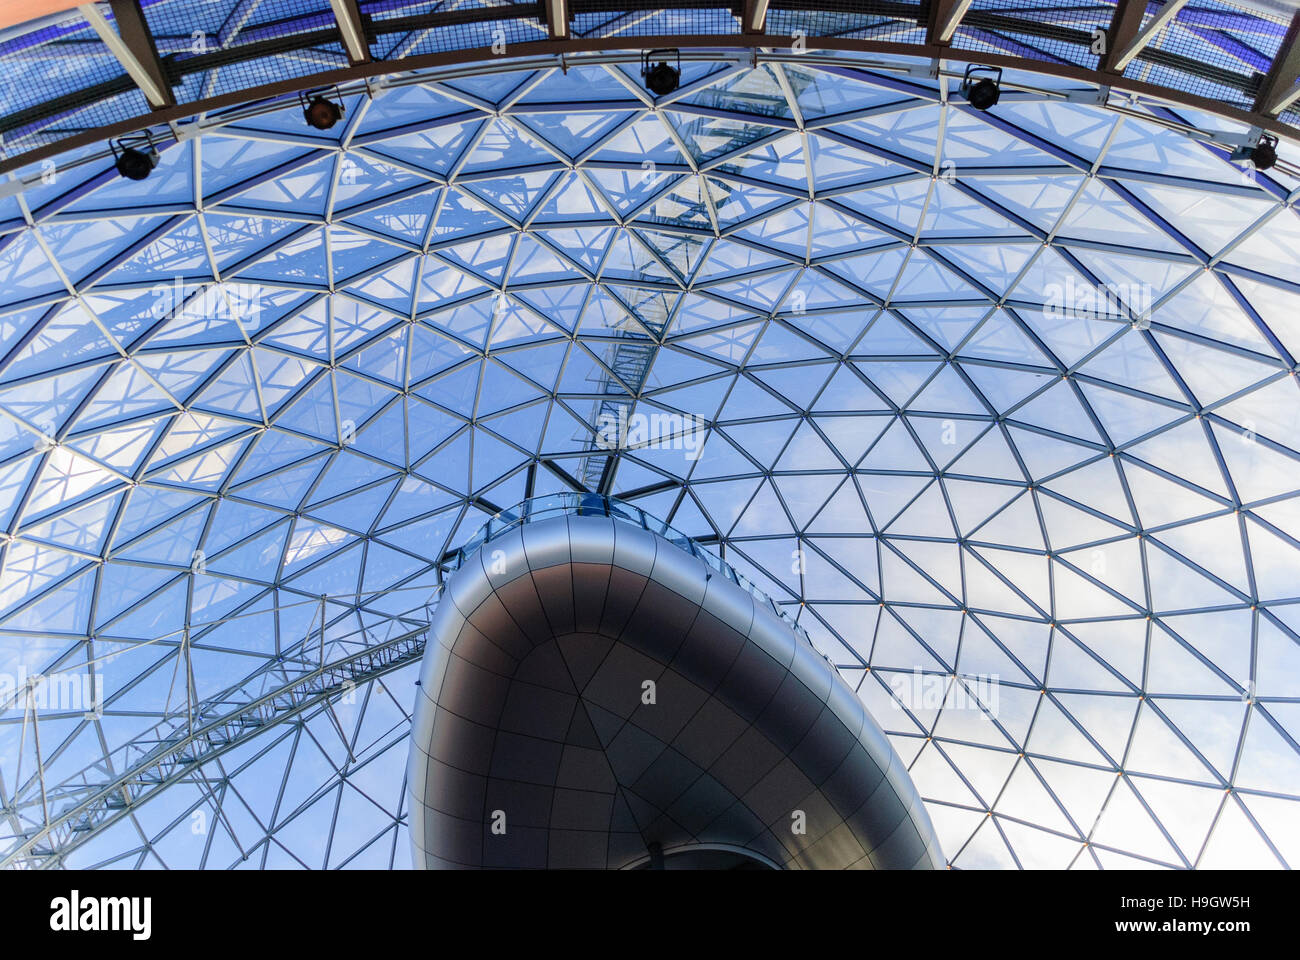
top-left (2, 30), bottom-right (1299, 180)
top-left (78, 0), bottom-right (174, 109)
top-left (1112, 0), bottom-right (1191, 73)
top-left (1256, 9), bottom-right (1300, 115)
top-left (928, 0), bottom-right (973, 45)
top-left (329, 0), bottom-right (370, 64)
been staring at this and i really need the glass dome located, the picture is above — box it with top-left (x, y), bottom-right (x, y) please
top-left (2, 48), bottom-right (1299, 870)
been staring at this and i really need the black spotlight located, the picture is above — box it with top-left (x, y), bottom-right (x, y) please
top-left (642, 48), bottom-right (681, 97)
top-left (1231, 133), bottom-right (1280, 172)
top-left (300, 89), bottom-right (344, 130)
top-left (110, 133), bottom-right (159, 181)
top-left (962, 64), bottom-right (1002, 112)
top-left (1250, 133), bottom-right (1278, 171)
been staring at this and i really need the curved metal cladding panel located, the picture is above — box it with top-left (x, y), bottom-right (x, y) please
top-left (408, 515), bottom-right (943, 870)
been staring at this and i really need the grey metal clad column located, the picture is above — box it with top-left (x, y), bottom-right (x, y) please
top-left (408, 514), bottom-right (942, 870)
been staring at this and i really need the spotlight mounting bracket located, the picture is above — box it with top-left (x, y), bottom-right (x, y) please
top-left (1231, 132), bottom-right (1279, 171)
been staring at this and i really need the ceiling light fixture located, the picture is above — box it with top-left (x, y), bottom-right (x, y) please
top-left (110, 132), bottom-right (159, 181)
top-left (1232, 132), bottom-right (1279, 171)
top-left (300, 88), bottom-right (345, 130)
top-left (962, 64), bottom-right (1002, 111)
top-left (642, 49), bottom-right (681, 97)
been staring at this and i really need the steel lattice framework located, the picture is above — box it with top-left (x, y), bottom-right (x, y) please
top-left (3, 0), bottom-right (1300, 178)
top-left (1, 50), bottom-right (1300, 870)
